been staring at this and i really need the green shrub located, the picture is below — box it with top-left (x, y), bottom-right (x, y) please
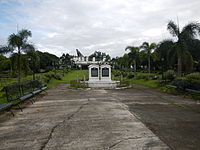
top-left (162, 70), bottom-right (175, 81)
top-left (44, 72), bottom-right (62, 80)
top-left (127, 72), bottom-right (135, 79)
top-left (186, 72), bottom-right (200, 81)
top-left (172, 78), bottom-right (190, 90)
top-left (44, 72), bottom-right (54, 79)
top-left (184, 73), bottom-right (200, 90)
top-left (136, 73), bottom-right (157, 80)
top-left (37, 71), bottom-right (63, 84)
top-left (112, 70), bottom-right (131, 78)
top-left (51, 73), bottom-right (62, 80)
top-left (189, 81), bottom-right (200, 90)
top-left (36, 75), bottom-right (50, 84)
top-left (112, 70), bottom-right (121, 77)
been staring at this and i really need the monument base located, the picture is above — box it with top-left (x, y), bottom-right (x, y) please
top-left (85, 80), bottom-right (120, 89)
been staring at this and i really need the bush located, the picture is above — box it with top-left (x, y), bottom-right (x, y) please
top-left (127, 72), bottom-right (135, 79)
top-left (186, 72), bottom-right (200, 81)
top-left (185, 73), bottom-right (200, 90)
top-left (112, 70), bottom-right (121, 77)
top-left (136, 73), bottom-right (157, 80)
top-left (51, 73), bottom-right (62, 80)
top-left (37, 71), bottom-right (63, 84)
top-left (188, 80), bottom-right (200, 90)
top-left (44, 72), bottom-right (62, 80)
top-left (112, 70), bottom-right (131, 78)
top-left (162, 70), bottom-right (175, 81)
top-left (36, 75), bottom-right (50, 84)
top-left (172, 78), bottom-right (190, 90)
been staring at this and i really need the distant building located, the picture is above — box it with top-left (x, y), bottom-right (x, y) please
top-left (72, 49), bottom-right (106, 69)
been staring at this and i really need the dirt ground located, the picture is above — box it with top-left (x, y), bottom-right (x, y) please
top-left (0, 84), bottom-right (199, 150)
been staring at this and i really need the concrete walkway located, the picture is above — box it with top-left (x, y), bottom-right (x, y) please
top-left (0, 84), bottom-right (199, 149)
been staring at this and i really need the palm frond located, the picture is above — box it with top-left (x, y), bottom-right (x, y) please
top-left (21, 43), bottom-right (35, 52)
top-left (167, 20), bottom-right (179, 37)
top-left (18, 29), bottom-right (32, 42)
top-left (150, 43), bottom-right (157, 49)
top-left (8, 34), bottom-right (22, 48)
top-left (125, 46), bottom-right (133, 51)
top-left (0, 45), bottom-right (14, 55)
top-left (125, 46), bottom-right (139, 52)
top-left (181, 22), bottom-right (200, 39)
top-left (140, 42), bottom-right (149, 52)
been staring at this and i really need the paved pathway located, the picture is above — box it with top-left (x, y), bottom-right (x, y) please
top-left (0, 84), bottom-right (199, 150)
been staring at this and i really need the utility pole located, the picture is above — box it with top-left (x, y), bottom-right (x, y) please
top-left (17, 24), bottom-right (19, 32)
top-left (177, 16), bottom-right (180, 34)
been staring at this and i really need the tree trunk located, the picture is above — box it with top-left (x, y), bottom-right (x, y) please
top-left (17, 48), bottom-right (21, 84)
top-left (33, 72), bottom-right (35, 80)
top-left (133, 60), bottom-right (136, 74)
top-left (148, 56), bottom-right (151, 75)
top-left (177, 56), bottom-right (182, 77)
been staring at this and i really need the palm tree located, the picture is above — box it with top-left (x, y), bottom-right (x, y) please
top-left (1, 29), bottom-right (33, 83)
top-left (125, 46), bottom-right (139, 74)
top-left (167, 20), bottom-right (200, 76)
top-left (140, 42), bottom-right (157, 75)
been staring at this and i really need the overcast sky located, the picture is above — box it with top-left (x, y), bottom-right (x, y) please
top-left (0, 0), bottom-right (200, 57)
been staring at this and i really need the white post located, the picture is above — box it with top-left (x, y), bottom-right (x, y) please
top-left (92, 57), bottom-right (95, 62)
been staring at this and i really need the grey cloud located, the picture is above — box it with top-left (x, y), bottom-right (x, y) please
top-left (0, 0), bottom-right (200, 57)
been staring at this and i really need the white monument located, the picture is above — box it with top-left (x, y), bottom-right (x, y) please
top-left (73, 49), bottom-right (119, 88)
top-left (89, 64), bottom-right (99, 82)
top-left (87, 63), bottom-right (119, 88)
top-left (101, 64), bottom-right (111, 81)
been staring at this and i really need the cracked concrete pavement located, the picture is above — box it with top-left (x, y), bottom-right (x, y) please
top-left (0, 84), bottom-right (199, 149)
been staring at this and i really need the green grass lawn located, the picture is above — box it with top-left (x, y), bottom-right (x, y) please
top-left (0, 75), bottom-right (33, 105)
top-left (47, 70), bottom-right (88, 88)
top-left (0, 70), bottom-right (88, 105)
top-left (125, 78), bottom-right (159, 88)
top-left (0, 73), bottom-right (38, 92)
top-left (124, 77), bottom-right (200, 100)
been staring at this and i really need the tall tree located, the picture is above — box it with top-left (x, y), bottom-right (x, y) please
top-left (0, 29), bottom-right (34, 83)
top-left (156, 40), bottom-right (174, 71)
top-left (89, 51), bottom-right (111, 61)
top-left (140, 42), bottom-right (157, 74)
top-left (26, 47), bottom-right (40, 80)
top-left (125, 46), bottom-right (139, 74)
top-left (167, 20), bottom-right (200, 76)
